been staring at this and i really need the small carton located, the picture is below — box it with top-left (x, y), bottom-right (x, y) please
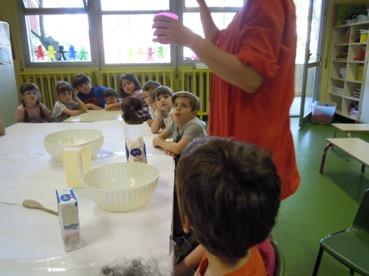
top-left (56, 188), bottom-right (81, 252)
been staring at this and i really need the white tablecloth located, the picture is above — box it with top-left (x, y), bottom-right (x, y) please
top-left (64, 110), bottom-right (123, 122)
top-left (0, 122), bottom-right (174, 275)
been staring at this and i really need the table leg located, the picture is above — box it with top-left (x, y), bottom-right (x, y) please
top-left (320, 143), bottom-right (333, 174)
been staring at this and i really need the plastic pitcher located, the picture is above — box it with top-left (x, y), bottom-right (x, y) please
top-left (61, 140), bottom-right (92, 188)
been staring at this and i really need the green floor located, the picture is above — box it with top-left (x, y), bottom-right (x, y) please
top-left (274, 118), bottom-right (369, 276)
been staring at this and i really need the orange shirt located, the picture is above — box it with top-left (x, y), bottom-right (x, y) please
top-left (209, 0), bottom-right (300, 199)
top-left (195, 247), bottom-right (267, 276)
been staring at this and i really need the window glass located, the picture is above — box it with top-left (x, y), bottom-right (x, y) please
top-left (25, 14), bottom-right (91, 63)
top-left (102, 14), bottom-right (170, 64)
top-left (185, 0), bottom-right (243, 8)
top-left (183, 12), bottom-right (235, 61)
top-left (101, 0), bottom-right (169, 11)
top-left (23, 0), bottom-right (85, 8)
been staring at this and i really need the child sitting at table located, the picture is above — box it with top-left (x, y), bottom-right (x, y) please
top-left (51, 81), bottom-right (87, 122)
top-left (119, 73), bottom-right (143, 99)
top-left (175, 137), bottom-right (281, 276)
top-left (15, 83), bottom-right (51, 123)
top-left (152, 91), bottom-right (206, 156)
top-left (142, 80), bottom-right (161, 125)
top-left (104, 88), bottom-right (121, 111)
top-left (119, 74), bottom-right (151, 120)
top-left (150, 86), bottom-right (174, 134)
top-left (72, 73), bottom-right (106, 110)
top-left (121, 96), bottom-right (151, 124)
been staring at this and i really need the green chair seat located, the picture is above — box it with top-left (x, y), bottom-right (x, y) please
top-left (312, 189), bottom-right (369, 276)
top-left (321, 229), bottom-right (369, 275)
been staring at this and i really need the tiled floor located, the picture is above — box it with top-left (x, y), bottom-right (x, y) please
top-left (274, 118), bottom-right (369, 275)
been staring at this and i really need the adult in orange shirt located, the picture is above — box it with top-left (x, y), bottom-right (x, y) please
top-left (153, 0), bottom-right (300, 200)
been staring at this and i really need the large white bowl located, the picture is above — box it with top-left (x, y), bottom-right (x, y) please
top-left (43, 129), bottom-right (104, 162)
top-left (83, 162), bottom-right (159, 212)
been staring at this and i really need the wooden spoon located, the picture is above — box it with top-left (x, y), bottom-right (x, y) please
top-left (22, 199), bottom-right (58, 216)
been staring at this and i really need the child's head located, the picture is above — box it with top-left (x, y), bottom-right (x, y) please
top-left (154, 86), bottom-right (173, 113)
top-left (171, 91), bottom-right (200, 126)
top-left (119, 74), bottom-right (141, 96)
top-left (72, 73), bottom-right (92, 95)
top-left (142, 80), bottom-right (161, 106)
top-left (121, 97), bottom-right (146, 124)
top-left (19, 83), bottom-right (41, 106)
top-left (176, 137), bottom-right (281, 264)
top-left (55, 81), bottom-right (74, 104)
top-left (104, 88), bottom-right (119, 105)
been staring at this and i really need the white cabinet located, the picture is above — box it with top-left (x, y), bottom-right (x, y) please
top-left (0, 21), bottom-right (18, 126)
top-left (328, 20), bottom-right (369, 122)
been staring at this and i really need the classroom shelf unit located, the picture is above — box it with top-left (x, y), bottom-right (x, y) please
top-left (328, 20), bottom-right (369, 122)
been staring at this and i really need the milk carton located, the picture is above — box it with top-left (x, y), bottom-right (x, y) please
top-left (124, 123), bottom-right (147, 163)
top-left (56, 188), bottom-right (81, 252)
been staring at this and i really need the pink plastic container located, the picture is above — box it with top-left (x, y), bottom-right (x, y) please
top-left (154, 12), bottom-right (178, 20)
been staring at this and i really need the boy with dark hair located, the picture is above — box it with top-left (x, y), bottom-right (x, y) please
top-left (72, 73), bottom-right (107, 110)
top-left (153, 91), bottom-right (206, 155)
top-left (103, 88), bottom-right (121, 111)
top-left (175, 137), bottom-right (281, 275)
top-left (121, 97), bottom-right (151, 124)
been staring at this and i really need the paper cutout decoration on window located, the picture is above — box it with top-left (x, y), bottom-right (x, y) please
top-left (68, 45), bottom-right (77, 60)
top-left (128, 48), bottom-right (134, 59)
top-left (156, 46), bottom-right (165, 60)
top-left (147, 47), bottom-right (154, 61)
top-left (138, 47), bottom-right (145, 58)
top-left (35, 45), bottom-right (44, 60)
top-left (79, 47), bottom-right (88, 60)
top-left (47, 45), bottom-right (57, 61)
top-left (56, 45), bottom-right (66, 61)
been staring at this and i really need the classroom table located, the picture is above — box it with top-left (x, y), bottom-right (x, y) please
top-left (64, 110), bottom-right (123, 122)
top-left (0, 121), bottom-right (174, 275)
top-left (332, 123), bottom-right (369, 137)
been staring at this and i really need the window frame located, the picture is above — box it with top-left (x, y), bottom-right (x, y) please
top-left (180, 4), bottom-right (241, 64)
top-left (96, 0), bottom-right (178, 67)
top-left (20, 0), bottom-right (97, 67)
top-left (19, 0), bottom-right (242, 67)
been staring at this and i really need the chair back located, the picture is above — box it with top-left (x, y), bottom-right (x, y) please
top-left (352, 189), bottom-right (369, 232)
top-left (271, 240), bottom-right (285, 276)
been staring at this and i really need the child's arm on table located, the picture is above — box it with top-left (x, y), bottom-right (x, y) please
top-left (73, 92), bottom-right (87, 112)
top-left (150, 112), bottom-right (164, 133)
top-left (62, 107), bottom-right (85, 117)
top-left (85, 103), bottom-right (102, 110)
top-left (153, 130), bottom-right (190, 156)
top-left (105, 102), bottom-right (121, 111)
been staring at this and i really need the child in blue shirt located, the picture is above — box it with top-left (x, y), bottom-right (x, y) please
top-left (72, 73), bottom-right (106, 109)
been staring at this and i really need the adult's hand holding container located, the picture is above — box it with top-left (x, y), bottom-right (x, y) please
top-left (153, 12), bottom-right (178, 44)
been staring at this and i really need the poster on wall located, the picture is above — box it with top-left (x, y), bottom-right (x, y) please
top-left (0, 21), bottom-right (12, 64)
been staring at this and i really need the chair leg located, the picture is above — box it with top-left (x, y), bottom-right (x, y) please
top-left (361, 164), bottom-right (365, 174)
top-left (312, 246), bottom-right (324, 276)
top-left (350, 268), bottom-right (354, 275)
top-left (320, 143), bottom-right (332, 174)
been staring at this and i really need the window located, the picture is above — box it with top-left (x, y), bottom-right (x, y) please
top-left (100, 0), bottom-right (171, 64)
top-left (22, 0), bottom-right (91, 64)
top-left (21, 0), bottom-right (243, 66)
top-left (182, 0), bottom-right (243, 61)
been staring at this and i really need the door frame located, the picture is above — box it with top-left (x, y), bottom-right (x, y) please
top-left (299, 0), bottom-right (328, 127)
